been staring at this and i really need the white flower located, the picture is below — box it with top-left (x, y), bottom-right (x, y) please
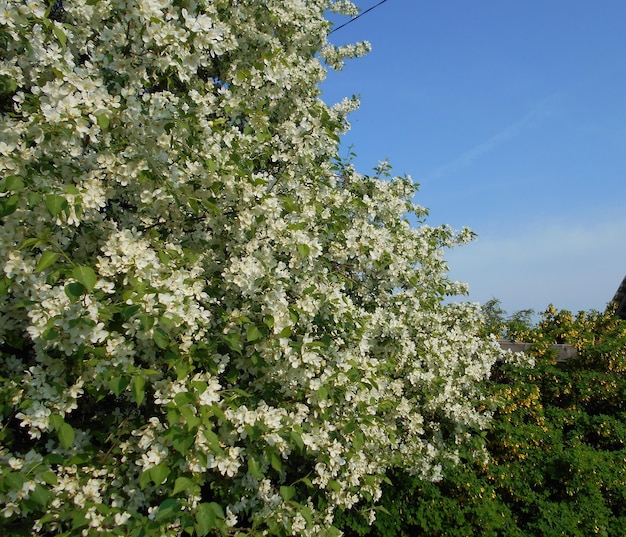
top-left (15, 401), bottom-right (51, 438)
top-left (198, 378), bottom-right (221, 406)
top-left (182, 8), bottom-right (218, 35)
top-left (225, 507), bottom-right (238, 528)
top-left (8, 457), bottom-right (23, 470)
top-left (2, 502), bottom-right (19, 518)
top-left (216, 456), bottom-right (239, 477)
top-left (114, 512), bottom-right (132, 525)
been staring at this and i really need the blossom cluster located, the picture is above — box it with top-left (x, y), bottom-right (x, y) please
top-left (0, 0), bottom-right (508, 535)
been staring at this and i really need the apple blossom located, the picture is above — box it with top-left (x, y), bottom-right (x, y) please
top-left (0, 1), bottom-right (511, 535)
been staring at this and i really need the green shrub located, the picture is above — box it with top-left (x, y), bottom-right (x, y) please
top-left (337, 306), bottom-right (626, 536)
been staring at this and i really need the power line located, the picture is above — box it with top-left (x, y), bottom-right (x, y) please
top-left (328, 0), bottom-right (389, 35)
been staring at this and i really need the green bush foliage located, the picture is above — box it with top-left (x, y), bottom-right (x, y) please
top-left (337, 304), bottom-right (626, 536)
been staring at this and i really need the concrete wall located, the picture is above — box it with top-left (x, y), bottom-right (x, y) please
top-left (498, 340), bottom-right (577, 363)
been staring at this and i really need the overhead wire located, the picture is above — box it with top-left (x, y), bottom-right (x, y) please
top-left (328, 0), bottom-right (389, 35)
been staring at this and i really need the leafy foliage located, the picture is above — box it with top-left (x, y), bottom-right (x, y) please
top-left (337, 304), bottom-right (626, 536)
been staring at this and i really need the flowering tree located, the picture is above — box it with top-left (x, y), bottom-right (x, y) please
top-left (0, 1), bottom-right (504, 535)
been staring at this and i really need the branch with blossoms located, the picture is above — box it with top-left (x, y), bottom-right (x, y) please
top-left (0, 1), bottom-right (518, 536)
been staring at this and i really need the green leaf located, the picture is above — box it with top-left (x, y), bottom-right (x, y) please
top-left (5, 472), bottom-right (26, 491)
top-left (225, 369), bottom-right (238, 384)
top-left (4, 176), bottom-right (24, 191)
top-left (270, 452), bottom-right (282, 473)
top-left (173, 476), bottom-right (193, 496)
top-left (247, 457), bottom-right (264, 480)
top-left (328, 479), bottom-right (341, 492)
top-left (0, 75), bottom-right (17, 95)
top-left (201, 199), bottom-right (219, 214)
top-left (58, 422), bottom-right (75, 449)
top-left (14, 299), bottom-right (37, 309)
top-left (109, 376), bottom-right (130, 396)
top-left (281, 195), bottom-right (298, 213)
top-left (138, 315), bottom-right (155, 330)
top-left (0, 277), bottom-right (12, 296)
top-left (149, 463), bottom-right (170, 486)
top-left (52, 25), bottom-right (67, 48)
top-left (166, 407), bottom-right (180, 427)
top-left (44, 194), bottom-right (68, 217)
top-left (256, 129), bottom-right (271, 142)
top-left (280, 485), bottom-right (295, 502)
top-left (316, 386), bottom-right (328, 401)
top-left (278, 325), bottom-right (292, 339)
top-left (121, 304), bottom-right (141, 319)
top-left (0, 194), bottom-right (19, 218)
top-left (132, 375), bottom-right (146, 405)
top-left (72, 265), bottom-right (97, 292)
top-left (208, 503), bottom-right (224, 520)
top-left (300, 505), bottom-right (314, 524)
top-left (246, 325), bottom-right (262, 342)
top-left (179, 405), bottom-right (201, 430)
top-left (46, 268), bottom-right (63, 285)
top-left (43, 452), bottom-right (66, 464)
top-left (49, 414), bottom-right (64, 430)
top-left (154, 498), bottom-right (181, 523)
top-left (174, 391), bottom-right (194, 406)
top-left (223, 332), bottom-right (241, 353)
top-left (297, 243), bottom-right (310, 257)
top-left (182, 515), bottom-right (196, 535)
top-left (35, 251), bottom-right (59, 273)
top-left (20, 237), bottom-right (43, 250)
top-left (95, 113), bottom-right (109, 129)
top-left (71, 509), bottom-right (88, 530)
top-left (65, 185), bottom-right (80, 195)
top-left (29, 484), bottom-right (53, 507)
top-left (344, 421), bottom-right (357, 434)
top-left (347, 367), bottom-right (361, 381)
top-left (65, 282), bottom-right (86, 301)
top-left (41, 471), bottom-right (58, 486)
top-left (41, 327), bottom-right (59, 341)
top-left (69, 317), bottom-right (94, 331)
top-left (153, 327), bottom-right (169, 349)
top-left (171, 431), bottom-right (195, 454)
top-left (290, 430), bottom-right (304, 451)
top-left (27, 192), bottom-right (42, 207)
top-left (139, 469), bottom-right (152, 490)
top-left (203, 429), bottom-right (224, 454)
top-left (376, 505), bottom-right (392, 516)
top-left (195, 503), bottom-right (216, 536)
top-left (68, 454), bottom-right (90, 465)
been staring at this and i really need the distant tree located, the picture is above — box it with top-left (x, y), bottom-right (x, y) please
top-left (479, 298), bottom-right (535, 341)
top-left (481, 297), bottom-right (508, 336)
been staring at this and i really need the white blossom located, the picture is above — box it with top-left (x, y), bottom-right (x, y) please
top-left (0, 0), bottom-right (511, 534)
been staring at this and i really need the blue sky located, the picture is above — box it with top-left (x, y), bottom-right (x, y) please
top-left (321, 0), bottom-right (626, 316)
